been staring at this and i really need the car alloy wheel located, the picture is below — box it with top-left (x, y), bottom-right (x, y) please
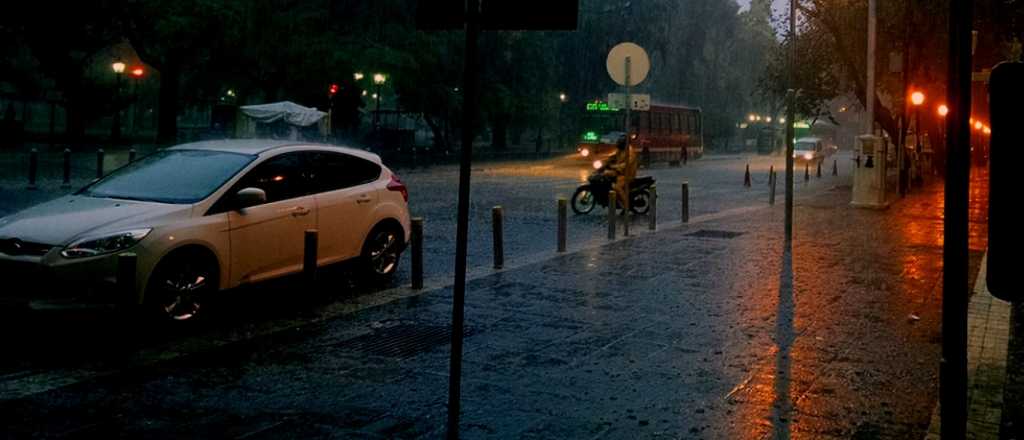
top-left (154, 259), bottom-right (213, 321)
top-left (368, 229), bottom-right (400, 276)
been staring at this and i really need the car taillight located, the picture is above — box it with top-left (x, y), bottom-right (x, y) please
top-left (387, 174), bottom-right (408, 202)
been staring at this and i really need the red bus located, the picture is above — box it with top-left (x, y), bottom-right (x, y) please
top-left (575, 102), bottom-right (703, 166)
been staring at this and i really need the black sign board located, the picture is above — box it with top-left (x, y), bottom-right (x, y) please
top-left (987, 61), bottom-right (1024, 302)
top-left (417, 0), bottom-right (579, 30)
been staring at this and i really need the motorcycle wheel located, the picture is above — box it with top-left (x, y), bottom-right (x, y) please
top-left (571, 187), bottom-right (596, 215)
top-left (630, 190), bottom-right (651, 215)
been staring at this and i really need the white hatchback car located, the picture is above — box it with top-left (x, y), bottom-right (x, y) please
top-left (0, 140), bottom-right (411, 320)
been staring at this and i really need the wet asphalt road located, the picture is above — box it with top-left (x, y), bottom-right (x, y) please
top-left (0, 150), bottom-right (858, 437)
top-left (0, 156), bottom-right (988, 439)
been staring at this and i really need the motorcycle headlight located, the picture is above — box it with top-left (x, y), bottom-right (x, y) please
top-left (61, 228), bottom-right (152, 259)
top-left (580, 148), bottom-right (590, 157)
top-left (593, 160), bottom-right (603, 170)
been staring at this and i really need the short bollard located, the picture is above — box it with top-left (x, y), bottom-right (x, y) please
top-left (623, 185), bottom-right (631, 237)
top-left (681, 182), bottom-right (689, 223)
top-left (492, 206), bottom-right (504, 269)
top-left (117, 252), bottom-right (138, 304)
top-left (607, 191), bottom-right (617, 240)
top-left (648, 185), bottom-right (657, 231)
top-left (816, 160), bottom-right (822, 178)
top-left (804, 163), bottom-right (810, 182)
top-left (769, 171), bottom-right (777, 205)
top-left (129, 148), bottom-right (137, 163)
top-left (96, 149), bottom-right (105, 179)
top-left (62, 148), bottom-right (71, 187)
top-left (303, 229), bottom-right (318, 289)
top-left (411, 218), bottom-right (423, 289)
top-left (768, 165), bottom-right (774, 186)
top-left (557, 198), bottom-right (567, 252)
top-left (833, 159), bottom-right (838, 176)
top-left (743, 164), bottom-right (752, 187)
top-left (27, 148), bottom-right (38, 190)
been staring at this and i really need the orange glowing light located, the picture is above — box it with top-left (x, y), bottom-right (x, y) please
top-left (937, 104), bottom-right (948, 117)
top-left (910, 91), bottom-right (925, 106)
top-left (983, 126), bottom-right (991, 135)
top-left (273, 175), bottom-right (284, 182)
top-left (974, 121), bottom-right (984, 130)
top-left (131, 67), bottom-right (144, 77)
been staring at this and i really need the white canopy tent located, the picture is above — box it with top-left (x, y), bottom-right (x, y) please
top-left (235, 101), bottom-right (328, 139)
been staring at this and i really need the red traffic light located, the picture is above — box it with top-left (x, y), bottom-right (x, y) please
top-left (329, 84), bottom-right (339, 96)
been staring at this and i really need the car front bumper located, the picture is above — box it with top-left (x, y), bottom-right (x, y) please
top-left (0, 252), bottom-right (133, 309)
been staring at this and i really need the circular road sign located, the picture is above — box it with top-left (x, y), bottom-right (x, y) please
top-left (606, 42), bottom-right (650, 87)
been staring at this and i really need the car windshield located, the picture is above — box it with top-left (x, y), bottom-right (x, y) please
top-left (79, 150), bottom-right (255, 204)
top-left (795, 141), bottom-right (817, 151)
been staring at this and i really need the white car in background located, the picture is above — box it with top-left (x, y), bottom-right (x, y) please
top-left (0, 140), bottom-right (411, 320)
top-left (792, 136), bottom-right (837, 163)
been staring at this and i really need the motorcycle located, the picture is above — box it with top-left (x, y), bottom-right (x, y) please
top-left (571, 166), bottom-right (655, 215)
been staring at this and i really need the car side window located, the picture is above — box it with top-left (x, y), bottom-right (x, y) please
top-left (234, 152), bottom-right (311, 204)
top-left (309, 152), bottom-right (382, 193)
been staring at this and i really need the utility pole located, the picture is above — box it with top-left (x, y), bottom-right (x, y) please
top-left (942, 1), bottom-right (972, 437)
top-left (784, 0), bottom-right (796, 242)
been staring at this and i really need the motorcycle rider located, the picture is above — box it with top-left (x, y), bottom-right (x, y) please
top-left (603, 136), bottom-right (638, 210)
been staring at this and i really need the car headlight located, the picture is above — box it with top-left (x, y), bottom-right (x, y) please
top-left (61, 228), bottom-right (152, 259)
top-left (803, 153), bottom-right (814, 160)
top-left (580, 148), bottom-right (590, 157)
top-left (593, 160), bottom-right (603, 170)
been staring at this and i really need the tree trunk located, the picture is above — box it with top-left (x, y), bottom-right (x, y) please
top-left (157, 61), bottom-right (180, 144)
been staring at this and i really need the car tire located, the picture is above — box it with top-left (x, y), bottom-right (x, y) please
top-left (145, 249), bottom-right (218, 322)
top-left (360, 224), bottom-right (403, 283)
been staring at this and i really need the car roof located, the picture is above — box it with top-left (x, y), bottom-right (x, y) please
top-left (167, 139), bottom-right (381, 162)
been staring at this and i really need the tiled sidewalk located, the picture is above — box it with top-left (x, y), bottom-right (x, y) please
top-left (925, 254), bottom-right (1012, 440)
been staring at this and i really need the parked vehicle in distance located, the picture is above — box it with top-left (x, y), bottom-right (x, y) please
top-left (0, 140), bottom-right (411, 321)
top-left (792, 136), bottom-right (837, 163)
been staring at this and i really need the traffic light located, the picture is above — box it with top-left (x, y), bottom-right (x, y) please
top-left (987, 61), bottom-right (1024, 302)
top-left (329, 83), bottom-right (339, 97)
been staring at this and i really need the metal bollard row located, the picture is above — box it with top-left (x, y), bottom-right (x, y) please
top-left (492, 206), bottom-right (504, 269)
top-left (411, 218), bottom-right (423, 289)
top-left (303, 229), bottom-right (318, 289)
top-left (557, 198), bottom-right (567, 252)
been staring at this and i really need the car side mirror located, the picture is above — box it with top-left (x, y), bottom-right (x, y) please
top-left (235, 187), bottom-right (267, 210)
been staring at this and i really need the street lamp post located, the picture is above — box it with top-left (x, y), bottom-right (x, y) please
top-left (373, 73), bottom-right (386, 131)
top-left (557, 92), bottom-right (567, 153)
top-left (111, 61), bottom-right (126, 143)
top-left (910, 90), bottom-right (925, 187)
top-left (937, 104), bottom-right (948, 172)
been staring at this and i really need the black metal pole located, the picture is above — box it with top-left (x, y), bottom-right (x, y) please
top-left (941, 0), bottom-right (971, 438)
top-left (784, 0), bottom-right (796, 242)
top-left (112, 73), bottom-right (121, 144)
top-left (446, 2), bottom-right (479, 438)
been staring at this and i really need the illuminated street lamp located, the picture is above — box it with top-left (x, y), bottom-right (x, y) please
top-left (748, 114), bottom-right (756, 122)
top-left (911, 91), bottom-right (925, 106)
top-left (974, 120), bottom-right (983, 131)
top-left (373, 73), bottom-right (386, 130)
top-left (111, 60), bottom-right (126, 143)
top-left (354, 72), bottom-right (364, 81)
top-left (937, 104), bottom-right (949, 151)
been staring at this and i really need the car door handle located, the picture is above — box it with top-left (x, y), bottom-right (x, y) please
top-left (356, 196), bottom-right (372, 204)
top-left (289, 206), bottom-right (311, 217)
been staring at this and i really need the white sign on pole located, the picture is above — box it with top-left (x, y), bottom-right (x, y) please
top-left (608, 93), bottom-right (650, 111)
top-left (606, 42), bottom-right (650, 87)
